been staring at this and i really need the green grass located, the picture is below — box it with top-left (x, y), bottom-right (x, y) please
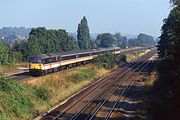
top-left (0, 64), bottom-right (110, 119)
top-left (0, 62), bottom-right (28, 74)
top-left (23, 64), bottom-right (110, 118)
top-left (67, 67), bottom-right (96, 83)
top-left (0, 74), bottom-right (51, 120)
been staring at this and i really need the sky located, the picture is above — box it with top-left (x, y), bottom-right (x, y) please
top-left (0, 0), bottom-right (171, 37)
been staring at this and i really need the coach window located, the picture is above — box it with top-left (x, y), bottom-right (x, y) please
top-left (62, 55), bottom-right (76, 60)
top-left (79, 53), bottom-right (89, 58)
top-left (92, 52), bottom-right (98, 55)
top-left (48, 57), bottom-right (56, 63)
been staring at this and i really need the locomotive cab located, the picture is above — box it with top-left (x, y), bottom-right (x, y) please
top-left (29, 55), bottom-right (46, 76)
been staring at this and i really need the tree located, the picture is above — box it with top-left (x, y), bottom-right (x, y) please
top-left (136, 33), bottom-right (155, 47)
top-left (170, 0), bottom-right (180, 6)
top-left (26, 27), bottom-right (79, 57)
top-left (93, 52), bottom-right (115, 69)
top-left (153, 3), bottom-right (180, 120)
top-left (0, 42), bottom-right (18, 65)
top-left (95, 33), bottom-right (116, 48)
top-left (12, 39), bottom-right (28, 61)
top-left (77, 16), bottom-right (91, 49)
top-left (128, 38), bottom-right (138, 47)
top-left (61, 36), bottom-right (79, 51)
top-left (90, 40), bottom-right (97, 49)
top-left (114, 33), bottom-right (127, 48)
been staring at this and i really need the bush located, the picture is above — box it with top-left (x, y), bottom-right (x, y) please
top-left (0, 76), bottom-right (51, 119)
top-left (34, 87), bottom-right (52, 101)
top-left (93, 52), bottom-right (127, 69)
top-left (93, 52), bottom-right (115, 69)
top-left (0, 78), bottom-right (33, 119)
top-left (118, 54), bottom-right (127, 67)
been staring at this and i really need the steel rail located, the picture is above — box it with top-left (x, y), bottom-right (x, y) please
top-left (104, 61), bottom-right (151, 120)
top-left (41, 50), bottom-right (156, 120)
top-left (51, 62), bottom-right (139, 119)
top-left (69, 53), bottom-right (154, 120)
top-left (49, 55), bottom-right (145, 119)
top-left (79, 59), bottom-right (150, 120)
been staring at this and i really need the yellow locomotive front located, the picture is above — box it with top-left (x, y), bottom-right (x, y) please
top-left (29, 56), bottom-right (44, 76)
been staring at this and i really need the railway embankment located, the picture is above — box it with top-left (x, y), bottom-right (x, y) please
top-left (0, 49), bottom-right (153, 120)
top-left (0, 64), bottom-right (110, 120)
top-left (0, 73), bottom-right (52, 120)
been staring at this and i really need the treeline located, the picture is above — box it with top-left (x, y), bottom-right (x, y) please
top-left (0, 16), bottom-right (155, 66)
top-left (153, 0), bottom-right (180, 120)
top-left (94, 32), bottom-right (154, 48)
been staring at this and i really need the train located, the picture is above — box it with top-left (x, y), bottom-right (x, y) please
top-left (29, 47), bottom-right (121, 76)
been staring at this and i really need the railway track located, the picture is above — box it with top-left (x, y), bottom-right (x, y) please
top-left (40, 50), bottom-right (156, 120)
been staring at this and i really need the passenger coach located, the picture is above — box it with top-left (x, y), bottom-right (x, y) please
top-left (29, 47), bottom-right (121, 76)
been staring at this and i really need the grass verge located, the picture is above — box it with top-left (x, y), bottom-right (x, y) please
top-left (23, 64), bottom-right (110, 118)
top-left (0, 73), bottom-right (52, 120)
top-left (0, 62), bottom-right (28, 74)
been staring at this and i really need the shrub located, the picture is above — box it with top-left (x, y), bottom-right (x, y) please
top-left (118, 54), bottom-right (127, 67)
top-left (93, 52), bottom-right (115, 69)
top-left (0, 76), bottom-right (51, 119)
top-left (34, 87), bottom-right (52, 101)
top-left (93, 52), bottom-right (127, 69)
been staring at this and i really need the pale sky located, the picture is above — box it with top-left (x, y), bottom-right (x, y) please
top-left (0, 0), bottom-right (171, 37)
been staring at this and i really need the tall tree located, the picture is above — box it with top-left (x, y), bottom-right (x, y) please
top-left (170, 0), bottom-right (180, 6)
top-left (154, 2), bottom-right (180, 120)
top-left (77, 16), bottom-right (91, 49)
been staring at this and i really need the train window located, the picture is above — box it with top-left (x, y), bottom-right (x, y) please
top-left (30, 58), bottom-right (41, 63)
top-left (79, 53), bottom-right (89, 58)
top-left (48, 58), bottom-right (55, 63)
top-left (91, 52), bottom-right (99, 55)
top-left (102, 51), bottom-right (107, 54)
top-left (61, 55), bottom-right (76, 61)
top-left (42, 57), bottom-right (57, 64)
top-left (42, 59), bottom-right (48, 64)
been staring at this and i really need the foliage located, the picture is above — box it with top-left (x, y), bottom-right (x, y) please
top-left (93, 52), bottom-right (127, 69)
top-left (90, 40), bottom-right (97, 48)
top-left (128, 33), bottom-right (154, 47)
top-left (118, 54), bottom-right (127, 67)
top-left (128, 38), bottom-right (139, 47)
top-left (67, 67), bottom-right (96, 83)
top-left (77, 16), bottom-right (91, 49)
top-left (0, 76), bottom-right (51, 119)
top-left (12, 40), bottom-right (28, 61)
top-left (34, 87), bottom-right (52, 101)
top-left (0, 42), bottom-right (20, 66)
top-left (113, 33), bottom-right (127, 48)
top-left (153, 3), bottom-right (180, 120)
top-left (93, 52), bottom-right (116, 69)
top-left (170, 0), bottom-right (180, 6)
top-left (137, 33), bottom-right (155, 46)
top-left (95, 33), bottom-right (116, 48)
top-left (25, 27), bottom-right (79, 58)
